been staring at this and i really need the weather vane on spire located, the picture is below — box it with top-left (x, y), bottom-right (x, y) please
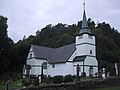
top-left (83, 0), bottom-right (85, 10)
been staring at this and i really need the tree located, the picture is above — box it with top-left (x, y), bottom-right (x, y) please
top-left (0, 16), bottom-right (14, 74)
top-left (55, 34), bottom-right (74, 47)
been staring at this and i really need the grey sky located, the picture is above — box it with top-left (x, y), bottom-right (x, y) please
top-left (0, 0), bottom-right (120, 42)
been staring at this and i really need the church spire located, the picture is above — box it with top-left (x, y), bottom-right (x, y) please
top-left (79, 1), bottom-right (92, 34)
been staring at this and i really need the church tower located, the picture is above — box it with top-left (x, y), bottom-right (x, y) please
top-left (75, 2), bottom-right (98, 76)
top-left (76, 3), bottom-right (96, 57)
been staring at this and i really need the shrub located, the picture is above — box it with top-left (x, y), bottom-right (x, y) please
top-left (30, 78), bottom-right (35, 85)
top-left (42, 75), bottom-right (48, 83)
top-left (64, 74), bottom-right (74, 82)
top-left (81, 72), bottom-right (86, 77)
top-left (22, 78), bottom-right (30, 86)
top-left (52, 75), bottom-right (63, 83)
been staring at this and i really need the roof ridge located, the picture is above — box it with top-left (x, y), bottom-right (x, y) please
top-left (31, 44), bottom-right (55, 49)
top-left (56, 43), bottom-right (75, 49)
top-left (31, 43), bottom-right (75, 49)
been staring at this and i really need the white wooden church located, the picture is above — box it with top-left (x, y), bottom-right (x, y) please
top-left (23, 5), bottom-right (98, 77)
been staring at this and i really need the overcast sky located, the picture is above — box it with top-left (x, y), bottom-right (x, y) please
top-left (0, 0), bottom-right (120, 42)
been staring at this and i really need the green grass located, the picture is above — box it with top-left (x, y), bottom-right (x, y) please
top-left (95, 86), bottom-right (120, 90)
top-left (80, 76), bottom-right (92, 80)
top-left (0, 78), bottom-right (27, 90)
top-left (9, 79), bottom-right (24, 89)
top-left (0, 77), bottom-right (120, 90)
top-left (0, 85), bottom-right (4, 90)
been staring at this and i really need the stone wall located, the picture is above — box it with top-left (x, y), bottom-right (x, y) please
top-left (13, 76), bottom-right (120, 90)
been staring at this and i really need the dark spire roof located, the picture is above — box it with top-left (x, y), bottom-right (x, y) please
top-left (82, 10), bottom-right (88, 29)
top-left (79, 2), bottom-right (92, 35)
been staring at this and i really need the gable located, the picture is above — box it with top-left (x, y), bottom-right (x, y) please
top-left (67, 50), bottom-right (76, 62)
top-left (27, 47), bottom-right (35, 59)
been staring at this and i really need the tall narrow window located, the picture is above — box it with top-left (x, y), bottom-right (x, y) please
top-left (90, 50), bottom-right (92, 54)
top-left (30, 53), bottom-right (32, 58)
top-left (52, 64), bottom-right (55, 68)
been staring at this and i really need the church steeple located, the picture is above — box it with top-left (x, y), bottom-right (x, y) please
top-left (79, 2), bottom-right (92, 35)
top-left (82, 10), bottom-right (88, 28)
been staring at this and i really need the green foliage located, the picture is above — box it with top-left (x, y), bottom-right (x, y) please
top-left (0, 78), bottom-right (27, 90)
top-left (52, 75), bottom-right (63, 83)
top-left (56, 34), bottom-right (74, 47)
top-left (93, 22), bottom-right (120, 69)
top-left (64, 74), bottom-right (74, 82)
top-left (80, 76), bottom-right (92, 81)
top-left (0, 15), bottom-right (14, 75)
top-left (21, 78), bottom-right (30, 86)
top-left (95, 86), bottom-right (120, 90)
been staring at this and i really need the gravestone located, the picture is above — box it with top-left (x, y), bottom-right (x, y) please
top-left (4, 80), bottom-right (9, 90)
top-left (102, 68), bottom-right (106, 79)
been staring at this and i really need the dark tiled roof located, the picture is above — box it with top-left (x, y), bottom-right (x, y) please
top-left (32, 45), bottom-right (54, 60)
top-left (73, 56), bottom-right (86, 62)
top-left (31, 43), bottom-right (76, 63)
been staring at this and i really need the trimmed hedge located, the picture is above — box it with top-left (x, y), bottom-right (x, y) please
top-left (13, 76), bottom-right (120, 90)
top-left (64, 74), bottom-right (74, 82)
top-left (52, 75), bottom-right (63, 83)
